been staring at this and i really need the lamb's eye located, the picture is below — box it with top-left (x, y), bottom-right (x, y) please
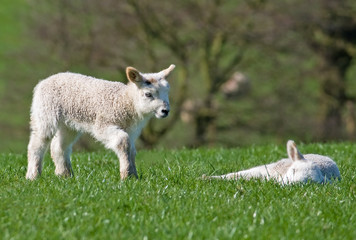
top-left (145, 92), bottom-right (153, 98)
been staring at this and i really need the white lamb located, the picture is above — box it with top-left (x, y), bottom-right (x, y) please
top-left (26, 64), bottom-right (175, 180)
top-left (203, 140), bottom-right (341, 184)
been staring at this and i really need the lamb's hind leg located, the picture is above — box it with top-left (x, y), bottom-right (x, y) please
top-left (50, 126), bottom-right (81, 177)
top-left (26, 131), bottom-right (52, 180)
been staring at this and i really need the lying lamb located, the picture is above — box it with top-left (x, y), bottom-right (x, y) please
top-left (26, 64), bottom-right (175, 180)
top-left (203, 140), bottom-right (341, 184)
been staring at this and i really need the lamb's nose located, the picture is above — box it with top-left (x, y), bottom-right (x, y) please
top-left (161, 109), bottom-right (169, 116)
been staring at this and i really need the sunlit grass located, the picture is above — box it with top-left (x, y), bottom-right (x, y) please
top-left (1, 143), bottom-right (355, 239)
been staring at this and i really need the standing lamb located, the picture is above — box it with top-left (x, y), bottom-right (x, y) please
top-left (26, 64), bottom-right (175, 180)
top-left (203, 140), bottom-right (341, 184)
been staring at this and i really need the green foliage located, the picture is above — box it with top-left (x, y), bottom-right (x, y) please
top-left (1, 143), bottom-right (355, 239)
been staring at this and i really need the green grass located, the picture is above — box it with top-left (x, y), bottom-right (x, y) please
top-left (1, 143), bottom-right (356, 239)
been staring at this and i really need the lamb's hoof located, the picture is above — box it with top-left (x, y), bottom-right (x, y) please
top-left (120, 171), bottom-right (138, 180)
top-left (25, 174), bottom-right (37, 181)
top-left (26, 170), bottom-right (39, 180)
top-left (55, 169), bottom-right (73, 178)
top-left (201, 174), bottom-right (209, 180)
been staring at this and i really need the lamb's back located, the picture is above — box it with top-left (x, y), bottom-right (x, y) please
top-left (33, 72), bottom-right (135, 127)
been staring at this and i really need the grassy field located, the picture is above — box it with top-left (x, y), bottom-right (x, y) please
top-left (1, 142), bottom-right (355, 239)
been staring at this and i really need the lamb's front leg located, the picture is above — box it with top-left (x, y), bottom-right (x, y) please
top-left (202, 172), bottom-right (240, 180)
top-left (129, 145), bottom-right (138, 178)
top-left (203, 165), bottom-right (273, 181)
top-left (94, 126), bottom-right (138, 180)
top-left (114, 134), bottom-right (138, 180)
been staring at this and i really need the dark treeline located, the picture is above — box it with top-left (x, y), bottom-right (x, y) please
top-left (1, 0), bottom-right (356, 152)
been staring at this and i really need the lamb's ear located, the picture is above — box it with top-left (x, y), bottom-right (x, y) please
top-left (287, 140), bottom-right (304, 161)
top-left (161, 64), bottom-right (176, 78)
top-left (126, 67), bottom-right (143, 84)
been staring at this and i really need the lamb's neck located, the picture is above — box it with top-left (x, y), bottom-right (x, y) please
top-left (128, 116), bottom-right (151, 142)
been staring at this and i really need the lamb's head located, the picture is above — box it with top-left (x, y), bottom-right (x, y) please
top-left (126, 64), bottom-right (175, 118)
top-left (281, 140), bottom-right (324, 184)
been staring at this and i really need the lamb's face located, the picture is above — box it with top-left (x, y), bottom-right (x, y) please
top-left (126, 65), bottom-right (175, 119)
top-left (282, 140), bottom-right (324, 184)
top-left (138, 78), bottom-right (170, 119)
top-left (282, 160), bottom-right (324, 184)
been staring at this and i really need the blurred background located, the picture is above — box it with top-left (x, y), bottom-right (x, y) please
top-left (1, 0), bottom-right (356, 153)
